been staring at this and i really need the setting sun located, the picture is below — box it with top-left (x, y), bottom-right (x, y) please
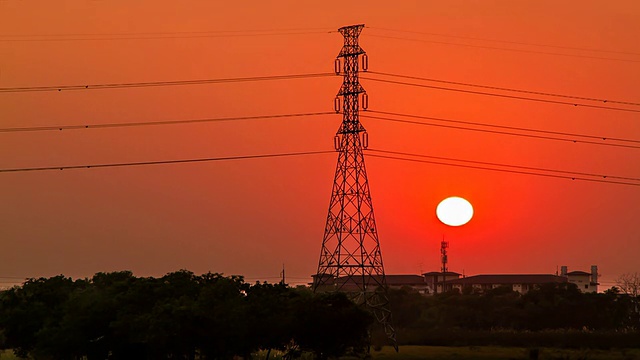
top-left (436, 197), bottom-right (474, 227)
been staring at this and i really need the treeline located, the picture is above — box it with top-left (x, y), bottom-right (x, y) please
top-left (384, 283), bottom-right (640, 348)
top-left (3, 275), bottom-right (639, 359)
top-left (0, 271), bottom-right (372, 360)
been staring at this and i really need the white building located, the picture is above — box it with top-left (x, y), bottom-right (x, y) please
top-left (442, 274), bottom-right (567, 294)
top-left (561, 265), bottom-right (599, 293)
top-left (413, 265), bottom-right (599, 295)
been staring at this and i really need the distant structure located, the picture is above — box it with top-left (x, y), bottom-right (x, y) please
top-left (379, 265), bottom-right (600, 295)
top-left (441, 274), bottom-right (567, 294)
top-left (312, 24), bottom-right (397, 349)
top-left (440, 238), bottom-right (449, 273)
top-left (383, 275), bottom-right (431, 293)
top-left (423, 271), bottom-right (461, 294)
top-left (560, 265), bottom-right (599, 293)
top-left (437, 238), bottom-right (450, 294)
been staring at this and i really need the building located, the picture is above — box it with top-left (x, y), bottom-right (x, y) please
top-left (381, 274), bottom-right (429, 294)
top-left (561, 265), bottom-right (599, 293)
top-left (422, 271), bottom-right (461, 294)
top-left (443, 274), bottom-right (567, 294)
top-left (417, 265), bottom-right (600, 295)
top-left (311, 274), bottom-right (429, 294)
top-left (312, 265), bottom-right (599, 295)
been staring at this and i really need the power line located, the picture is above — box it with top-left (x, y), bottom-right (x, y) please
top-left (368, 149), bottom-right (640, 182)
top-left (361, 111), bottom-right (640, 149)
top-left (243, 276), bottom-right (311, 281)
top-left (365, 33), bottom-right (640, 64)
top-left (12, 107), bottom-right (637, 152)
top-left (2, 146), bottom-right (636, 187)
top-left (0, 72), bottom-right (335, 93)
top-left (0, 150), bottom-right (335, 173)
top-left (367, 110), bottom-right (640, 144)
top-left (366, 26), bottom-right (640, 57)
top-left (363, 113), bottom-right (640, 149)
top-left (0, 111), bottom-right (336, 133)
top-left (0, 276), bottom-right (312, 285)
top-left (361, 77), bottom-right (640, 114)
top-left (365, 149), bottom-right (640, 187)
top-left (368, 71), bottom-right (640, 107)
top-left (0, 29), bottom-right (332, 42)
top-left (1, 27), bottom-right (333, 37)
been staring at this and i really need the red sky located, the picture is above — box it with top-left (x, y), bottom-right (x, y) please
top-left (1, 1), bottom-right (639, 289)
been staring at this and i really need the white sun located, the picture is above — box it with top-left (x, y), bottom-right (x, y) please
top-left (436, 197), bottom-right (474, 226)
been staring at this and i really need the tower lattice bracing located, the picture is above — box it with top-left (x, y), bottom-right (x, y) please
top-left (313, 24), bottom-right (397, 349)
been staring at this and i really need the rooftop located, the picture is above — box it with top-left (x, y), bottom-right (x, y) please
top-left (312, 274), bottom-right (427, 287)
top-left (385, 274), bottom-right (427, 285)
top-left (567, 271), bottom-right (591, 276)
top-left (445, 274), bottom-right (567, 285)
top-left (422, 271), bottom-right (461, 276)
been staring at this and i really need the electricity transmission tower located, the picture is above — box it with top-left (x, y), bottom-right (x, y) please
top-left (313, 24), bottom-right (397, 349)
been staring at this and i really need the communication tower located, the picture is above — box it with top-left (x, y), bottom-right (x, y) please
top-left (440, 238), bottom-right (449, 293)
top-left (313, 24), bottom-right (397, 349)
top-left (441, 238), bottom-right (449, 273)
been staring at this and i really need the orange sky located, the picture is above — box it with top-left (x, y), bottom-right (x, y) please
top-left (1, 1), bottom-right (639, 289)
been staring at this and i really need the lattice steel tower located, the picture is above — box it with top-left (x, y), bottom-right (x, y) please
top-left (313, 24), bottom-right (397, 348)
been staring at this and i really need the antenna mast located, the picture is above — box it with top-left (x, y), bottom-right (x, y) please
top-left (441, 238), bottom-right (449, 273)
top-left (441, 238), bottom-right (449, 293)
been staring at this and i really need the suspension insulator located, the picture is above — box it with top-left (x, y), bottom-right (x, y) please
top-left (334, 97), bottom-right (341, 113)
top-left (362, 54), bottom-right (369, 71)
top-left (362, 92), bottom-right (369, 110)
top-left (334, 58), bottom-right (341, 75)
top-left (362, 131), bottom-right (369, 149)
top-left (334, 135), bottom-right (341, 151)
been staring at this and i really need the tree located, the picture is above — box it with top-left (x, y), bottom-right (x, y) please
top-left (292, 292), bottom-right (373, 360)
top-left (616, 272), bottom-right (640, 298)
top-left (193, 273), bottom-right (251, 359)
top-left (387, 287), bottom-right (428, 329)
top-left (0, 275), bottom-right (86, 358)
top-left (244, 282), bottom-right (298, 357)
top-left (520, 282), bottom-right (584, 330)
top-left (616, 272), bottom-right (640, 325)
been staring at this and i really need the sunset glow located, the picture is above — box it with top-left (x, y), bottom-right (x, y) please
top-left (0, 2), bottom-right (638, 290)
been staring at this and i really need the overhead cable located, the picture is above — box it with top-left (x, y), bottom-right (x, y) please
top-left (0, 111), bottom-right (336, 133)
top-left (367, 110), bottom-right (640, 144)
top-left (365, 33), bottom-right (640, 63)
top-left (366, 26), bottom-right (640, 56)
top-left (361, 77), bottom-right (640, 114)
top-left (368, 71), bottom-right (640, 107)
top-left (3, 147), bottom-right (637, 187)
top-left (365, 149), bottom-right (640, 187)
top-left (361, 111), bottom-right (640, 149)
top-left (0, 150), bottom-right (335, 173)
top-left (0, 29), bottom-right (333, 42)
top-left (0, 72), bottom-right (335, 93)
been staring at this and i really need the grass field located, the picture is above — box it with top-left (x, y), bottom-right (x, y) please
top-left (0, 351), bottom-right (18, 360)
top-left (366, 345), bottom-right (640, 360)
top-left (4, 346), bottom-right (640, 359)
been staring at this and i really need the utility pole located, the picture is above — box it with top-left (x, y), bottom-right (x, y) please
top-left (313, 24), bottom-right (397, 350)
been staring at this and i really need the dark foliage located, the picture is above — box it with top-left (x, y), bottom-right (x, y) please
top-left (293, 292), bottom-right (372, 359)
top-left (384, 283), bottom-right (640, 349)
top-left (2, 275), bottom-right (638, 358)
top-left (0, 271), bottom-right (372, 360)
top-left (388, 283), bottom-right (638, 332)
